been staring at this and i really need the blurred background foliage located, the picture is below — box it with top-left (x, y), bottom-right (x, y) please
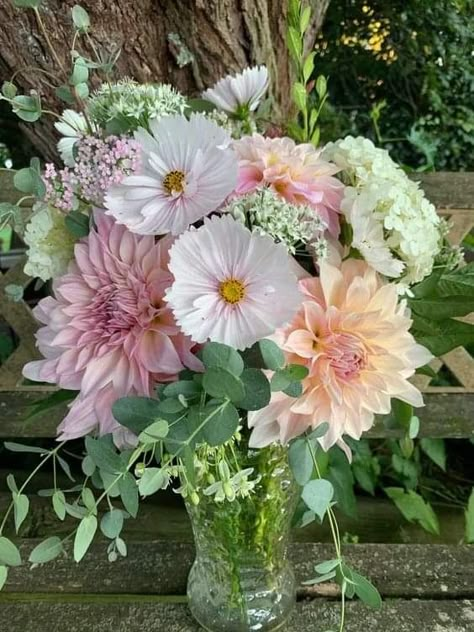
top-left (317, 0), bottom-right (474, 171)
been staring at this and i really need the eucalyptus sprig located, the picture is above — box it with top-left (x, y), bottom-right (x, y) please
top-left (287, 0), bottom-right (329, 144)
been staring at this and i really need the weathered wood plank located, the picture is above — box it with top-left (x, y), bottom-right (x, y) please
top-left (412, 172), bottom-right (474, 209)
top-left (6, 542), bottom-right (474, 600)
top-left (1, 391), bottom-right (473, 438)
top-left (0, 486), bottom-right (465, 546)
top-left (0, 597), bottom-right (473, 632)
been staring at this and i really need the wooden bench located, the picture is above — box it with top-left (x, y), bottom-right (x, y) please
top-left (0, 170), bottom-right (473, 631)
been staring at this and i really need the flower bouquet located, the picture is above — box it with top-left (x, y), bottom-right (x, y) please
top-left (1, 2), bottom-right (473, 631)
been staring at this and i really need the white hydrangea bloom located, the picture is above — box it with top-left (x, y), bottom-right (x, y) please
top-left (324, 136), bottom-right (442, 284)
top-left (223, 188), bottom-right (327, 256)
top-left (202, 66), bottom-right (269, 114)
top-left (54, 110), bottom-right (90, 166)
top-left (23, 203), bottom-right (77, 282)
top-left (87, 79), bottom-right (187, 129)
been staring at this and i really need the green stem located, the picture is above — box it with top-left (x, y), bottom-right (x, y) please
top-left (34, 9), bottom-right (67, 77)
top-left (0, 442), bottom-right (67, 535)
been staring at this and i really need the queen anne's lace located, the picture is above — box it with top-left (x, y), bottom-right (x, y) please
top-left (324, 136), bottom-right (442, 284)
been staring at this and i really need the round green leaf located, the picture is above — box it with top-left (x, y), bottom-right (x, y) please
top-left (237, 369), bottom-right (271, 411)
top-left (138, 419), bottom-right (169, 444)
top-left (70, 58), bottom-right (89, 86)
top-left (112, 396), bottom-right (162, 434)
top-left (202, 368), bottom-right (245, 403)
top-left (118, 473), bottom-right (139, 518)
top-left (288, 439), bottom-right (313, 486)
top-left (71, 5), bottom-right (90, 30)
top-left (138, 468), bottom-right (167, 497)
top-left (258, 339), bottom-right (285, 370)
top-left (301, 479), bottom-right (334, 521)
top-left (202, 402), bottom-right (239, 447)
top-left (202, 342), bottom-right (244, 376)
top-left (100, 510), bottom-right (124, 539)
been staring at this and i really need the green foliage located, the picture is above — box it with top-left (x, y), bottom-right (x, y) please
top-left (317, 1), bottom-right (474, 170)
top-left (65, 210), bottom-right (90, 238)
top-left (29, 537), bottom-right (63, 564)
top-left (465, 488), bottom-right (474, 544)
top-left (302, 479), bottom-right (334, 521)
top-left (74, 515), bottom-right (98, 562)
top-left (0, 537), bottom-right (21, 566)
top-left (12, 0), bottom-right (42, 7)
top-left (71, 5), bottom-right (90, 31)
top-left (13, 158), bottom-right (45, 197)
top-left (385, 487), bottom-right (440, 535)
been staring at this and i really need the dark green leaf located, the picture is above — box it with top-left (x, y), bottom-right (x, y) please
top-left (236, 368), bottom-right (271, 411)
top-left (352, 571), bottom-right (382, 609)
top-left (282, 380), bottom-right (303, 397)
top-left (202, 402), bottom-right (240, 447)
top-left (420, 438), bottom-right (446, 471)
top-left (202, 342), bottom-right (244, 376)
top-left (385, 487), bottom-right (440, 535)
top-left (409, 296), bottom-right (474, 320)
top-left (413, 317), bottom-right (474, 356)
top-left (84, 436), bottom-right (122, 474)
top-left (56, 84), bottom-right (76, 104)
top-left (112, 396), bottom-right (162, 434)
top-left (327, 447), bottom-right (357, 518)
top-left (258, 339), bottom-right (285, 370)
top-left (162, 380), bottom-right (200, 399)
top-left (118, 473), bottom-right (139, 518)
top-left (186, 98), bottom-right (216, 113)
top-left (25, 389), bottom-right (78, 421)
top-left (438, 263), bottom-right (474, 297)
top-left (65, 211), bottom-right (90, 238)
top-left (202, 367), bottom-right (245, 403)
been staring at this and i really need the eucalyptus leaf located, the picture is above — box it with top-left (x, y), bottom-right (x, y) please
top-left (258, 339), bottom-right (285, 370)
top-left (81, 455), bottom-right (96, 477)
top-left (0, 537), bottom-right (21, 567)
top-left (202, 342), bottom-right (244, 376)
top-left (115, 537), bottom-right (127, 557)
top-left (29, 537), bottom-right (63, 564)
top-left (420, 438), bottom-right (446, 471)
top-left (13, 493), bottom-right (29, 533)
top-left (65, 211), bottom-right (90, 238)
top-left (314, 559), bottom-right (340, 575)
top-left (138, 468), bottom-right (167, 497)
top-left (236, 369), bottom-right (271, 411)
top-left (13, 0), bottom-right (42, 7)
top-left (74, 515), bottom-right (98, 562)
top-left (202, 402), bottom-right (239, 447)
top-left (138, 419), bottom-right (169, 444)
top-left (301, 570), bottom-right (337, 585)
top-left (84, 436), bottom-right (122, 474)
top-left (71, 5), bottom-right (90, 31)
top-left (202, 367), bottom-right (245, 403)
top-left (81, 488), bottom-right (96, 514)
top-left (70, 58), bottom-right (89, 86)
top-left (100, 510), bottom-right (124, 539)
top-left (352, 571), bottom-right (382, 609)
top-left (288, 439), bottom-right (313, 486)
top-left (4, 442), bottom-right (46, 454)
top-left (6, 474), bottom-right (17, 494)
top-left (2, 81), bottom-right (17, 99)
top-left (162, 380), bottom-right (200, 399)
top-left (119, 473), bottom-right (139, 518)
top-left (52, 490), bottom-right (66, 521)
top-left (0, 566), bottom-right (7, 591)
top-left (301, 479), bottom-right (334, 521)
top-left (112, 396), bottom-right (163, 434)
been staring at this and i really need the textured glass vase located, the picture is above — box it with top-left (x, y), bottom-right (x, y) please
top-left (185, 443), bottom-right (299, 632)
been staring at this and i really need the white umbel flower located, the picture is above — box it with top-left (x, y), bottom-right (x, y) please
top-left (324, 136), bottom-right (441, 284)
top-left (202, 66), bottom-right (269, 114)
top-left (54, 110), bottom-right (90, 166)
top-left (23, 203), bottom-right (76, 282)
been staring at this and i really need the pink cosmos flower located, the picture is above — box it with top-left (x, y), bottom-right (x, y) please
top-left (165, 214), bottom-right (302, 350)
top-left (233, 134), bottom-right (344, 236)
top-left (248, 260), bottom-right (432, 456)
top-left (23, 213), bottom-right (201, 444)
top-left (105, 114), bottom-right (238, 236)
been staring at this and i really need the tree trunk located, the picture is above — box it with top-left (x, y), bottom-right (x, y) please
top-left (0, 0), bottom-right (330, 161)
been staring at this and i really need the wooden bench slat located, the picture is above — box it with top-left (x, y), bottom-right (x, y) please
top-left (0, 597), bottom-right (473, 632)
top-left (6, 542), bottom-right (474, 600)
top-left (1, 391), bottom-right (473, 438)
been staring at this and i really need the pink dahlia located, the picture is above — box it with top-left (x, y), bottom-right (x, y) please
top-left (248, 260), bottom-right (432, 456)
top-left (233, 134), bottom-right (344, 236)
top-left (23, 213), bottom-right (201, 443)
top-left (165, 214), bottom-right (302, 350)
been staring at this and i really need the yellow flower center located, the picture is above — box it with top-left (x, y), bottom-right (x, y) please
top-left (163, 170), bottom-right (186, 195)
top-left (219, 278), bottom-right (246, 305)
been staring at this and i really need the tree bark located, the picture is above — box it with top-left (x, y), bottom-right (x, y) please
top-left (0, 0), bottom-right (330, 161)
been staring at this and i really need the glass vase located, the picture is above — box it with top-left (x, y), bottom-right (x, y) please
top-left (185, 442), bottom-right (299, 632)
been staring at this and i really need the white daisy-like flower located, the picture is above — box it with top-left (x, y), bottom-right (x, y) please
top-left (23, 203), bottom-right (77, 282)
top-left (202, 66), bottom-right (269, 115)
top-left (165, 214), bottom-right (302, 350)
top-left (54, 110), bottom-right (91, 166)
top-left (105, 114), bottom-right (238, 236)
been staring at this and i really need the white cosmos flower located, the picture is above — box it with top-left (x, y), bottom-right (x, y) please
top-left (165, 214), bottom-right (302, 350)
top-left (202, 66), bottom-right (269, 114)
top-left (54, 110), bottom-right (91, 166)
top-left (105, 114), bottom-right (238, 236)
